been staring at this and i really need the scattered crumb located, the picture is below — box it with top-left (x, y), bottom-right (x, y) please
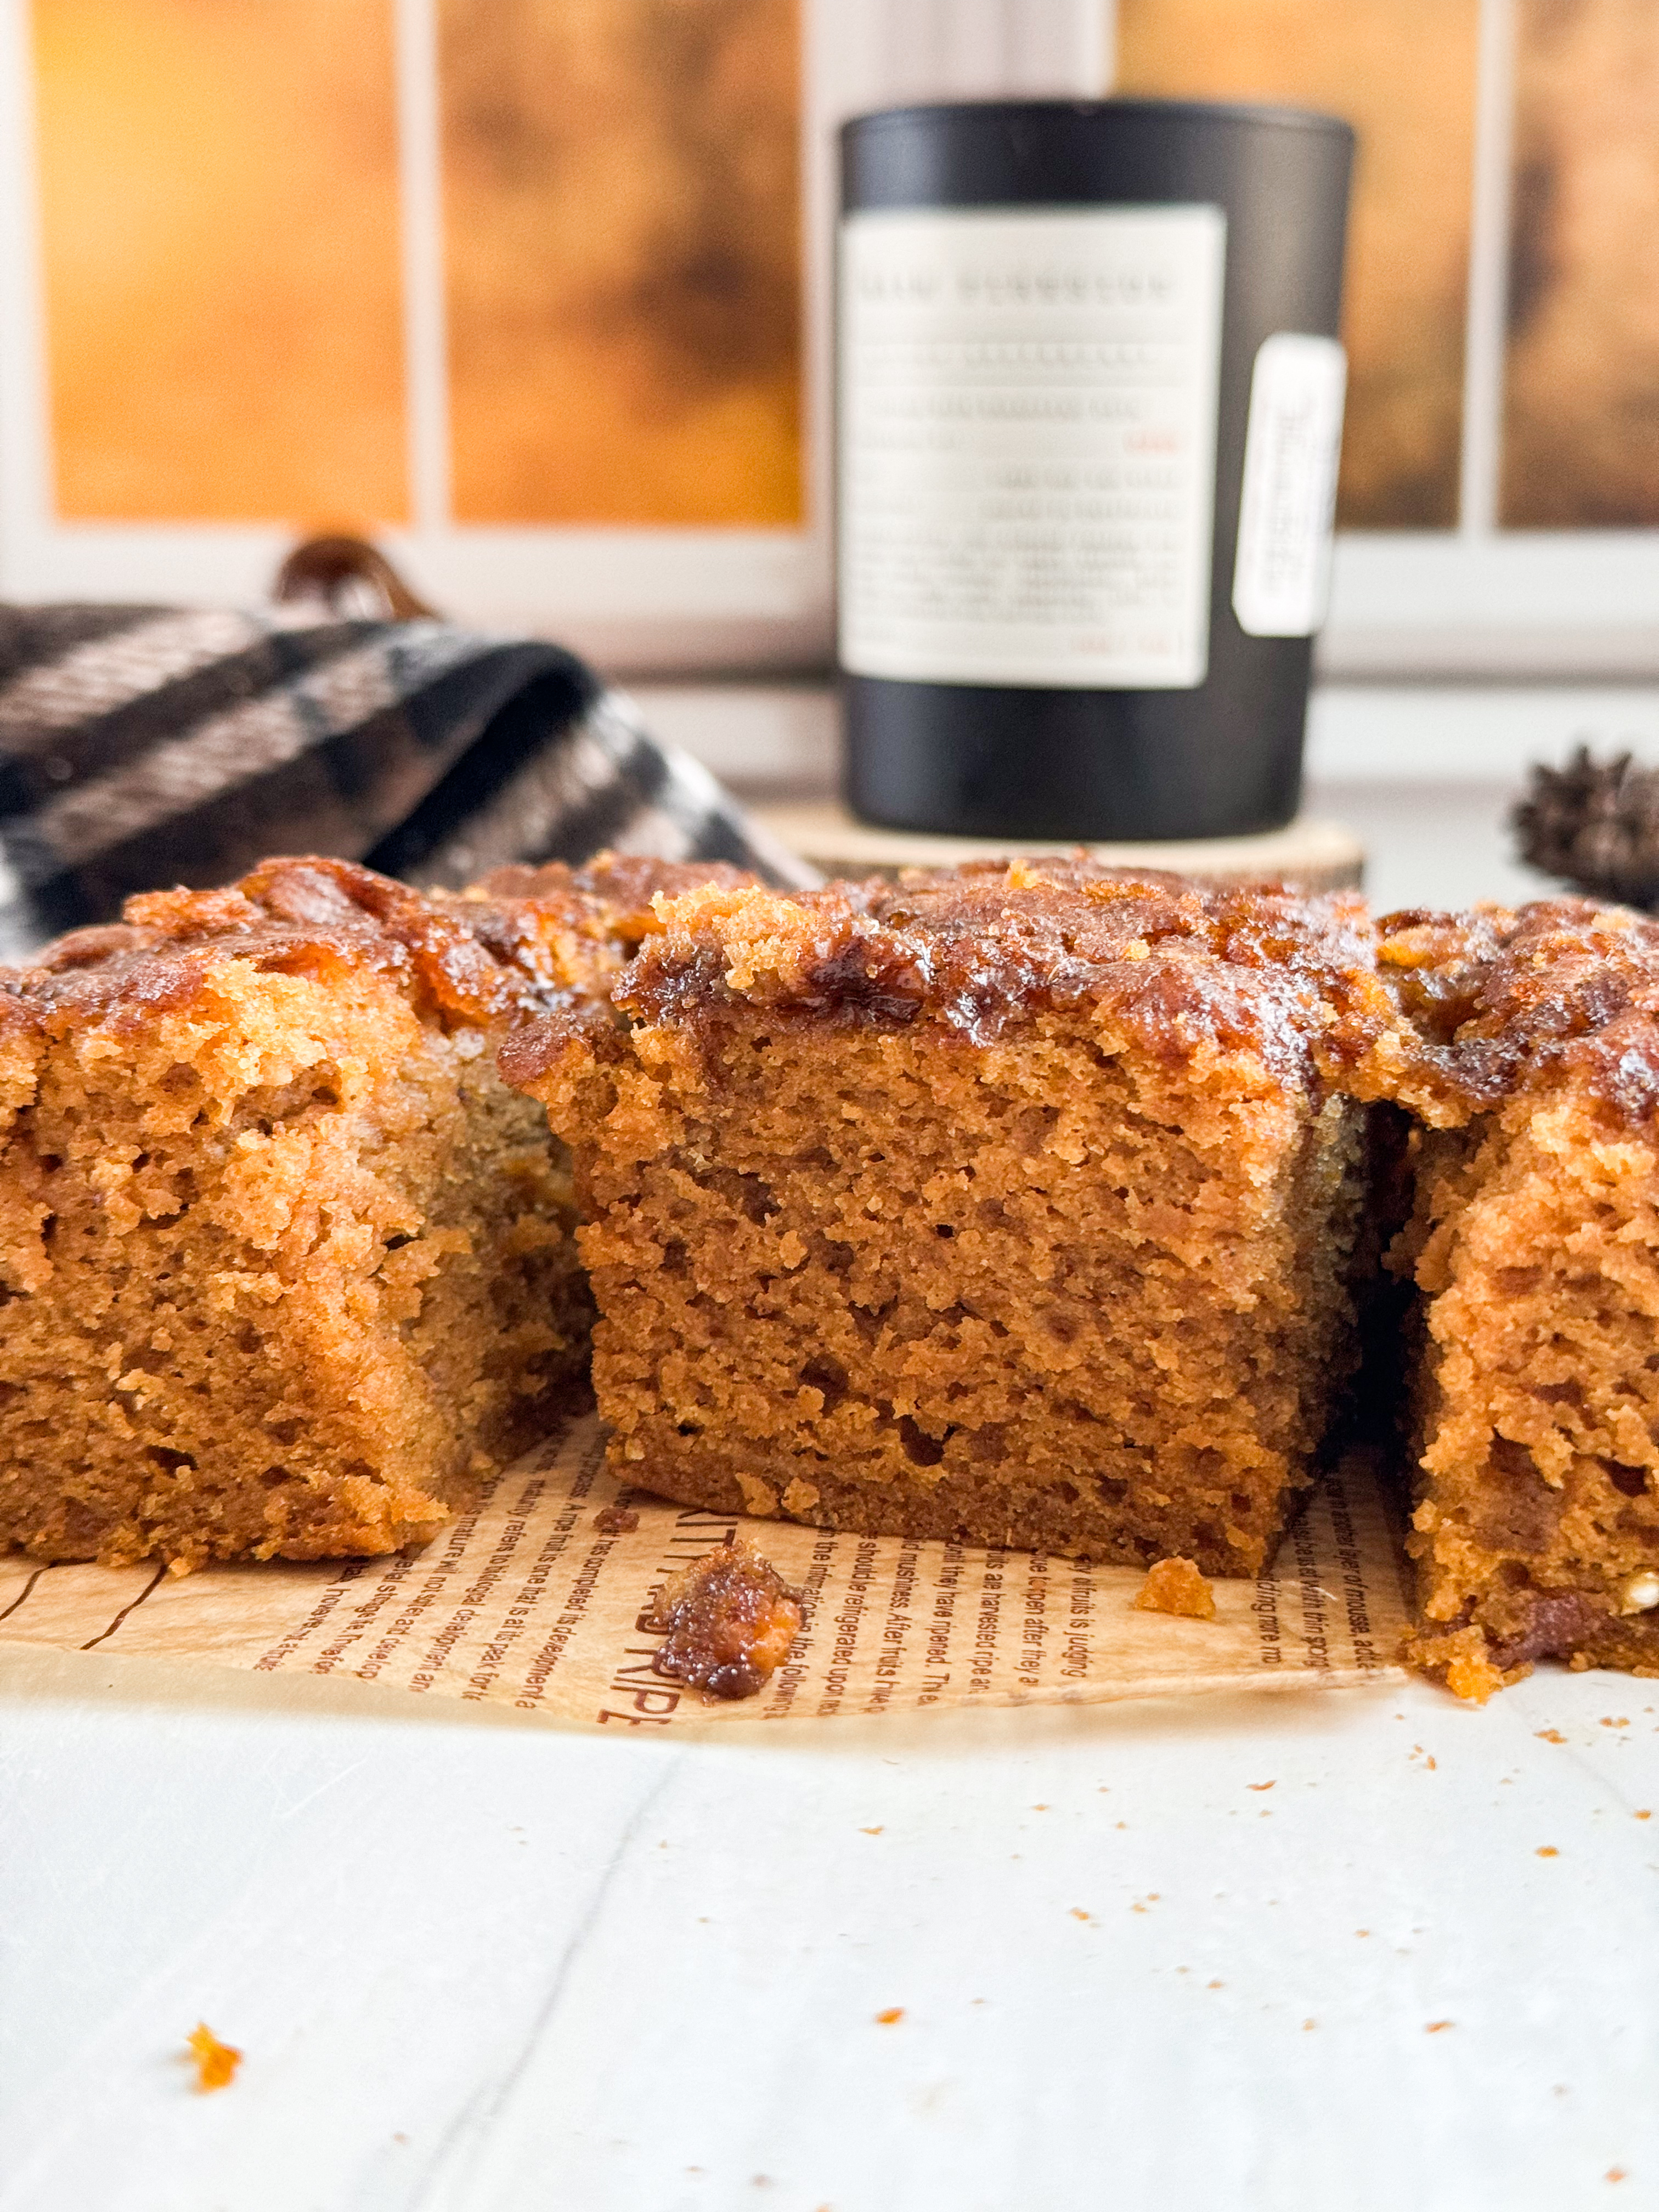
top-left (1247, 1781), bottom-right (1276, 1792)
top-left (1444, 1649), bottom-right (1504, 1703)
top-left (592, 1505), bottom-right (640, 1534)
top-left (860, 1826), bottom-right (883, 1836)
top-left (874, 2008), bottom-right (904, 2026)
top-left (393, 2134), bottom-right (408, 2145)
top-left (1425, 2021), bottom-right (1454, 2034)
top-left (1537, 1729), bottom-right (1567, 1744)
top-left (1537, 1846), bottom-right (1560, 1858)
top-left (1607, 2169), bottom-right (1628, 2184)
top-left (1031, 1803), bottom-right (1049, 1811)
top-left (185, 2023), bottom-right (241, 2092)
top-left (1601, 1717), bottom-right (1631, 1729)
top-left (1637, 1810), bottom-right (1652, 1821)
top-left (644, 1534), bottom-right (804, 1700)
top-left (1115, 1821), bottom-right (1128, 1831)
top-left (1070, 1908), bottom-right (1091, 1921)
top-left (1356, 1929), bottom-right (1370, 1938)
top-left (1133, 1556), bottom-right (1216, 1620)
top-left (1207, 1980), bottom-right (1224, 1990)
top-left (1303, 2019), bottom-right (1317, 2032)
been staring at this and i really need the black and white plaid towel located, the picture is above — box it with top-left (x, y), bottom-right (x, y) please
top-left (0, 596), bottom-right (815, 963)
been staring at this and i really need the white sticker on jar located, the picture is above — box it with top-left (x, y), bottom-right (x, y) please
top-left (838, 205), bottom-right (1227, 691)
top-left (1231, 332), bottom-right (1347, 639)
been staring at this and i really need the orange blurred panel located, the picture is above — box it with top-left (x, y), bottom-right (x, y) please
top-left (1118, 0), bottom-right (1481, 528)
top-left (1503, 0), bottom-right (1659, 527)
top-left (34, 0), bottom-right (407, 523)
top-left (441, 0), bottom-right (802, 527)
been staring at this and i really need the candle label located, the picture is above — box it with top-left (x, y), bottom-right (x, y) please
top-left (1232, 333), bottom-right (1347, 639)
top-left (838, 205), bottom-right (1226, 691)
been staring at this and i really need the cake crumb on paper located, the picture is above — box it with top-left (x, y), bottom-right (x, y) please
top-left (874, 2008), bottom-right (904, 2026)
top-left (185, 2023), bottom-right (241, 2092)
top-left (644, 1533), bottom-right (804, 1701)
top-left (1133, 1557), bottom-right (1216, 1621)
top-left (592, 1505), bottom-right (640, 1534)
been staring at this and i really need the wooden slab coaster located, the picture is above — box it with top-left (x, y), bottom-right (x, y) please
top-left (751, 799), bottom-right (1366, 894)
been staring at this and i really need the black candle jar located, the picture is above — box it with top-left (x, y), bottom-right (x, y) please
top-left (838, 99), bottom-right (1354, 842)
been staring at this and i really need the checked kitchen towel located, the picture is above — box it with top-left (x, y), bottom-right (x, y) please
top-left (0, 562), bottom-right (813, 962)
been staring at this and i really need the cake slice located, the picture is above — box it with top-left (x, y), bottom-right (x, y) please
top-left (1374, 898), bottom-right (1659, 1695)
top-left (0, 856), bottom-right (608, 1571)
top-left (505, 861), bottom-right (1392, 1573)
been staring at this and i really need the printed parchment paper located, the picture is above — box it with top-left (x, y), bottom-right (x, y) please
top-left (0, 1417), bottom-right (1412, 1730)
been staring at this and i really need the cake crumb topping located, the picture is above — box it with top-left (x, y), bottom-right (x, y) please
top-left (1133, 1557), bottom-right (1217, 1621)
top-left (185, 2023), bottom-right (241, 2092)
top-left (644, 1533), bottom-right (804, 1700)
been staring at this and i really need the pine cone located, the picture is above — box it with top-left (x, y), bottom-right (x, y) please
top-left (1514, 747), bottom-right (1659, 911)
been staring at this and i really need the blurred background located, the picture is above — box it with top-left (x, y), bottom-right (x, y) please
top-left (0, 0), bottom-right (1656, 901)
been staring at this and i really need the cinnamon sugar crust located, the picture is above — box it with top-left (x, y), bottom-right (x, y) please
top-left (476, 855), bottom-right (759, 954)
top-left (590, 860), bottom-right (1394, 1070)
top-left (1376, 898), bottom-right (1659, 1127)
top-left (1374, 900), bottom-right (1659, 1686)
top-left (0, 857), bottom-right (600, 1571)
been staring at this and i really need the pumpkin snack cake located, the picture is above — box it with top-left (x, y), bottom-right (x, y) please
top-left (508, 861), bottom-right (1394, 1575)
top-left (0, 856), bottom-right (612, 1571)
top-left (1375, 898), bottom-right (1659, 1695)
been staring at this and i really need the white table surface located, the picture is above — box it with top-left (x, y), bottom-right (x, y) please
top-left (5, 775), bottom-right (1654, 2212)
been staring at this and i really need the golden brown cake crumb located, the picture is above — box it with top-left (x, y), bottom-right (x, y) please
top-left (185, 2023), bottom-right (241, 2092)
top-left (1407, 1624), bottom-right (1508, 1705)
top-left (509, 860), bottom-right (1392, 1576)
top-left (644, 1532), bottom-right (804, 1700)
top-left (592, 1504), bottom-right (640, 1533)
top-left (1133, 1556), bottom-right (1217, 1620)
top-left (0, 857), bottom-right (598, 1571)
